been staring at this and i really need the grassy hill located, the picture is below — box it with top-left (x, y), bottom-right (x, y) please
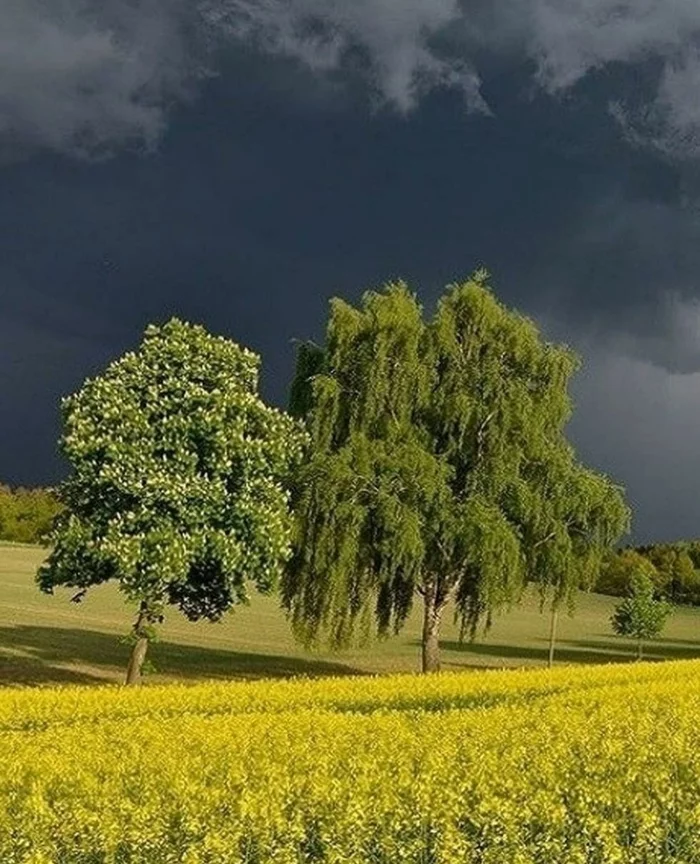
top-left (2, 542), bottom-right (700, 687)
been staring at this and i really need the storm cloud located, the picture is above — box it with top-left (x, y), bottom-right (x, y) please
top-left (3, 0), bottom-right (700, 159)
top-left (524, 182), bottom-right (700, 373)
top-left (203, 0), bottom-right (488, 112)
top-left (524, 0), bottom-right (700, 157)
top-left (564, 341), bottom-right (700, 544)
top-left (0, 0), bottom-right (208, 158)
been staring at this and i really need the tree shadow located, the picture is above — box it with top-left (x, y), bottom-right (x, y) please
top-left (0, 625), bottom-right (362, 687)
top-left (647, 635), bottom-right (700, 648)
top-left (561, 638), bottom-right (700, 661)
top-left (432, 637), bottom-right (700, 667)
top-left (0, 654), bottom-right (107, 686)
top-left (433, 640), bottom-right (629, 666)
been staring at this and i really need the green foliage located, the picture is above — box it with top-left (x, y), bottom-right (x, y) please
top-left (598, 542), bottom-right (700, 605)
top-left (611, 571), bottom-right (671, 650)
top-left (38, 318), bottom-right (307, 629)
top-left (684, 540), bottom-right (700, 570)
top-left (0, 485), bottom-right (63, 544)
top-left (637, 542), bottom-right (698, 603)
top-left (596, 548), bottom-right (659, 597)
top-left (288, 341), bottom-right (325, 421)
top-left (284, 275), bottom-right (630, 664)
top-left (284, 285), bottom-right (438, 649)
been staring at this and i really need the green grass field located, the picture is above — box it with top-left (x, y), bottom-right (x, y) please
top-left (2, 541), bottom-right (700, 687)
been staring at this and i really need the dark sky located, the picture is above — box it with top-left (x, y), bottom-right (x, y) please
top-left (2, 1), bottom-right (700, 544)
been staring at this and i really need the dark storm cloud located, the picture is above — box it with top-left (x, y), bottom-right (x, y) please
top-left (3, 0), bottom-right (700, 159)
top-left (0, 0), bottom-right (487, 159)
top-left (209, 0), bottom-right (700, 156)
top-left (0, 0), bottom-right (209, 158)
top-left (536, 320), bottom-right (700, 544)
top-left (522, 179), bottom-right (700, 374)
top-left (204, 0), bottom-right (488, 113)
top-left (522, 0), bottom-right (700, 158)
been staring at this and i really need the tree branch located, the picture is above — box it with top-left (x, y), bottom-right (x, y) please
top-left (533, 531), bottom-right (557, 549)
top-left (476, 411), bottom-right (496, 441)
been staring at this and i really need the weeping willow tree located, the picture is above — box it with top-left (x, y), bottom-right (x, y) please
top-left (284, 272), bottom-right (630, 672)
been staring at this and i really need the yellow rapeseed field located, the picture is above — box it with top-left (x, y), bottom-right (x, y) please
top-left (3, 660), bottom-right (700, 863)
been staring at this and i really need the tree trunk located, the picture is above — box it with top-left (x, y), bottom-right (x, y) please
top-left (548, 605), bottom-right (558, 669)
top-left (637, 638), bottom-right (643, 662)
top-left (125, 605), bottom-right (150, 686)
top-left (421, 581), bottom-right (443, 674)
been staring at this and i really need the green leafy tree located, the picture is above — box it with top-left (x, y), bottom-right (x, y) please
top-left (284, 273), bottom-right (630, 672)
top-left (611, 570), bottom-right (672, 660)
top-left (0, 485), bottom-right (63, 544)
top-left (38, 318), bottom-right (306, 684)
top-left (596, 548), bottom-right (659, 597)
top-left (598, 542), bottom-right (700, 607)
top-left (676, 565), bottom-right (700, 605)
top-left (638, 543), bottom-right (697, 603)
top-left (685, 540), bottom-right (700, 570)
top-left (0, 485), bottom-right (21, 542)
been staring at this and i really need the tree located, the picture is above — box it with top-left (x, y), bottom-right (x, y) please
top-left (284, 273), bottom-right (630, 672)
top-left (596, 541), bottom-right (700, 607)
top-left (0, 485), bottom-right (63, 544)
top-left (38, 318), bottom-right (306, 684)
top-left (611, 570), bottom-right (671, 660)
top-left (685, 540), bottom-right (700, 570)
top-left (638, 542), bottom-right (697, 603)
top-left (595, 548), bottom-right (659, 597)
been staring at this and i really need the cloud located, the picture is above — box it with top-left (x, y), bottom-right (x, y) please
top-left (0, 0), bottom-right (490, 160)
top-left (612, 49), bottom-right (700, 159)
top-left (532, 301), bottom-right (700, 543)
top-left (523, 0), bottom-right (700, 157)
top-left (564, 342), bottom-right (700, 543)
top-left (524, 186), bottom-right (700, 373)
top-left (2, 0), bottom-right (700, 160)
top-left (209, 0), bottom-right (700, 157)
top-left (0, 0), bottom-right (210, 158)
top-left (526, 0), bottom-right (700, 90)
top-left (203, 0), bottom-right (488, 113)
top-left (620, 293), bottom-right (700, 375)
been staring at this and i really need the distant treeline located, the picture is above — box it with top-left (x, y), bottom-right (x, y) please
top-left (596, 542), bottom-right (700, 606)
top-left (0, 485), bottom-right (63, 544)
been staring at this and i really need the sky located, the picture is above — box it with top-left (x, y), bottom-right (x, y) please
top-left (2, 0), bottom-right (700, 544)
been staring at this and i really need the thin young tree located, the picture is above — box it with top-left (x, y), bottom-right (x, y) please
top-left (37, 318), bottom-right (306, 684)
top-left (284, 273), bottom-right (630, 672)
top-left (611, 570), bottom-right (672, 660)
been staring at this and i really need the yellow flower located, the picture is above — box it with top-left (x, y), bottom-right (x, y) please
top-left (1, 660), bottom-right (700, 862)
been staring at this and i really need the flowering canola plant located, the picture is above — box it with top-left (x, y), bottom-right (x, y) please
top-left (3, 660), bottom-right (700, 863)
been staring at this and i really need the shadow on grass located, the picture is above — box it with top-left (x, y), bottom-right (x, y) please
top-left (0, 654), bottom-right (107, 686)
top-left (0, 625), bottom-right (362, 687)
top-left (432, 637), bottom-right (700, 667)
top-left (561, 638), bottom-right (700, 661)
top-left (645, 635), bottom-right (700, 647)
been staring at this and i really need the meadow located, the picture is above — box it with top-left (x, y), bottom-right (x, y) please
top-left (3, 660), bottom-right (700, 862)
top-left (3, 542), bottom-right (700, 687)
